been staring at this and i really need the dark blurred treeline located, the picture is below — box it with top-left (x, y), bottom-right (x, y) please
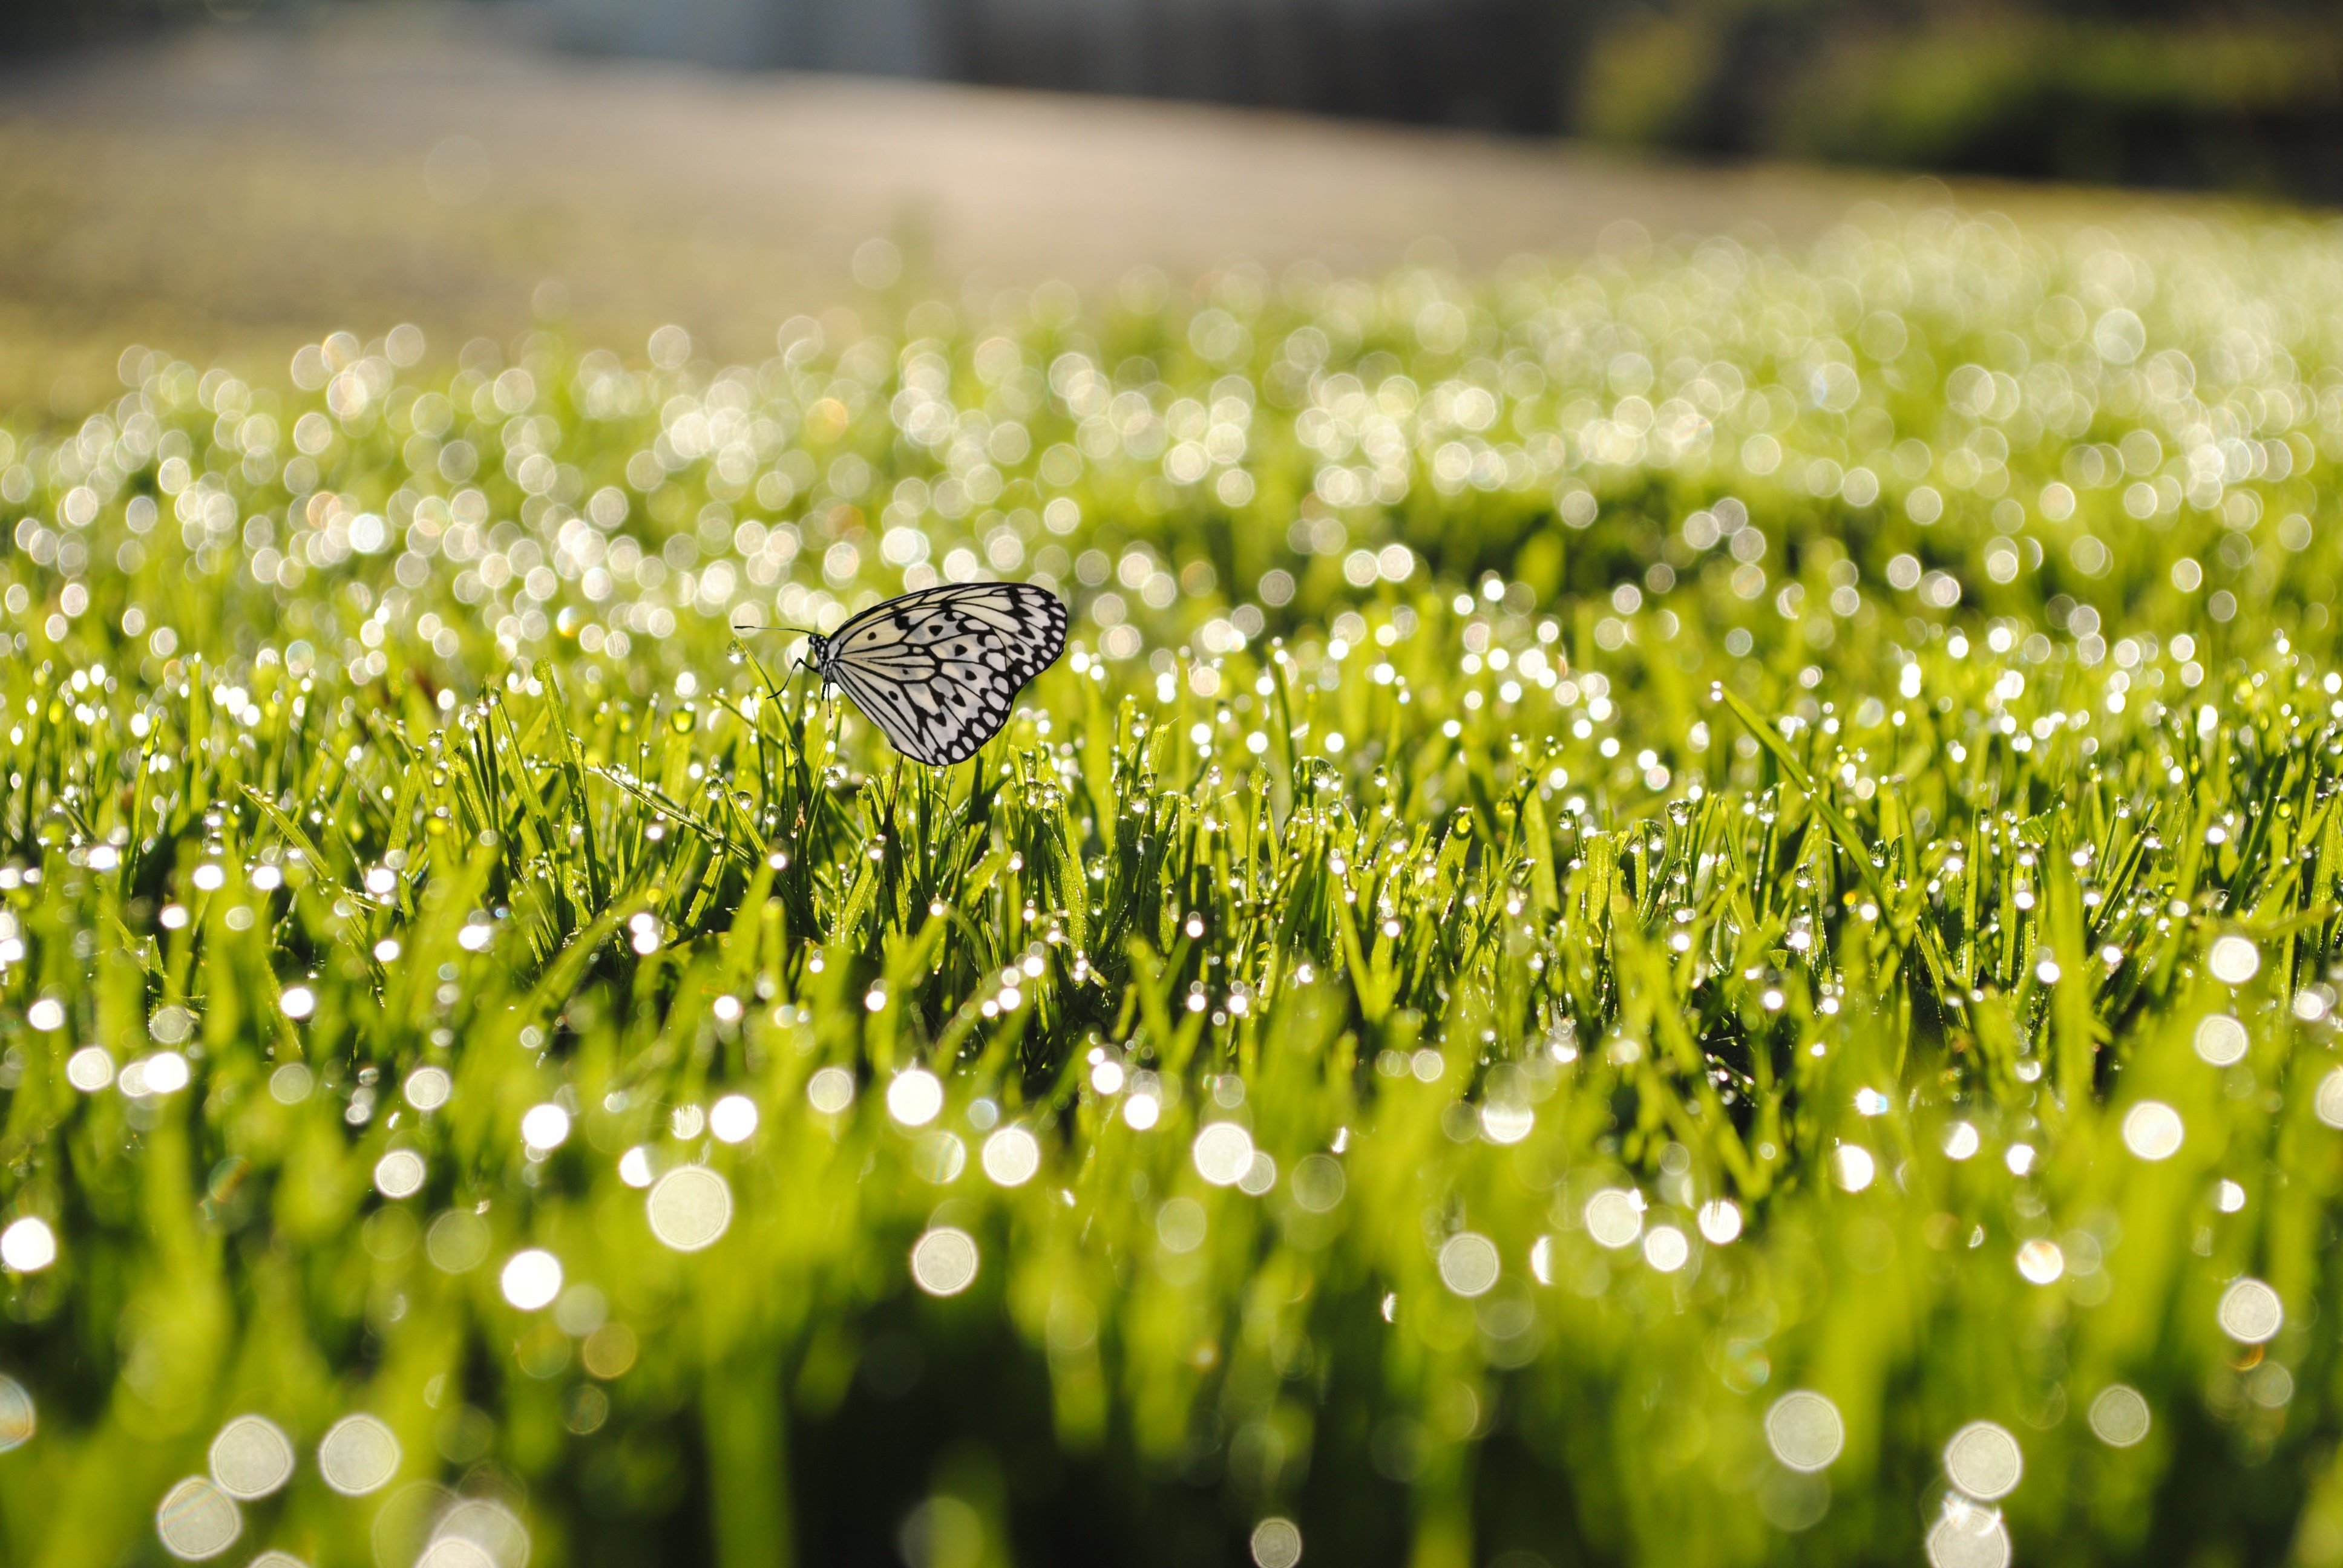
top-left (1567, 1), bottom-right (2343, 201)
top-left (7, 0), bottom-right (2343, 202)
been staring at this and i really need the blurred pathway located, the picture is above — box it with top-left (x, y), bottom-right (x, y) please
top-left (0, 7), bottom-right (2176, 410)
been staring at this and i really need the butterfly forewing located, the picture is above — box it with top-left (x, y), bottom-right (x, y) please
top-left (819, 583), bottom-right (1069, 765)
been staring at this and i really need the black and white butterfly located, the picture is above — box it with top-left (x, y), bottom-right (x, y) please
top-left (791, 583), bottom-right (1069, 766)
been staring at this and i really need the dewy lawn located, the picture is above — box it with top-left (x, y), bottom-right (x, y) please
top-left (4, 205), bottom-right (2343, 1567)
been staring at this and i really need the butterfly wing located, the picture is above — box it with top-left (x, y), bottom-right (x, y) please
top-left (822, 583), bottom-right (1069, 765)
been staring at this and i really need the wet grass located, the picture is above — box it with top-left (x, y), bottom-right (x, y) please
top-left (5, 203), bottom-right (2343, 1567)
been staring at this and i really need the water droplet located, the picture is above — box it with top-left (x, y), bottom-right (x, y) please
top-left (208, 1414), bottom-right (295, 1500)
top-left (1943, 1421), bottom-right (2023, 1500)
top-left (1925, 1498), bottom-right (2010, 1568)
top-left (317, 1414), bottom-right (401, 1495)
top-left (2207, 934), bottom-right (2261, 985)
top-left (2087, 1385), bottom-right (2151, 1447)
top-left (910, 1227), bottom-right (980, 1296)
top-left (501, 1249), bottom-right (563, 1310)
top-left (0, 1374), bottom-right (34, 1451)
top-left (647, 1167), bottom-right (733, 1252)
top-left (374, 1150), bottom-right (427, 1200)
top-left (1763, 1391), bottom-right (1844, 1471)
top-left (886, 1069), bottom-right (944, 1128)
top-left (1584, 1189), bottom-right (1643, 1249)
top-left (1250, 1517), bottom-right (1303, 1568)
top-left (156, 1477), bottom-right (242, 1560)
top-left (2218, 1277), bottom-right (2284, 1343)
top-left (981, 1127), bottom-right (1040, 1187)
top-left (404, 1067), bottom-right (453, 1111)
top-left (1191, 1122), bottom-right (1255, 1187)
top-left (0, 1217), bottom-right (56, 1273)
top-left (2120, 1101), bottom-right (2184, 1160)
top-left (1437, 1233), bottom-right (1500, 1297)
top-left (1290, 1154), bottom-right (1346, 1213)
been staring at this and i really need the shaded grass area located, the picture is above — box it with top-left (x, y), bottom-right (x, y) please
top-left (4, 203), bottom-right (2343, 1566)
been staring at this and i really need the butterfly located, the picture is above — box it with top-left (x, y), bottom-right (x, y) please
top-left (772, 583), bottom-right (1069, 766)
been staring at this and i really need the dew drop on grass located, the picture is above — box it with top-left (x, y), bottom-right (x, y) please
top-left (807, 1068), bottom-right (856, 1116)
top-left (1437, 1233), bottom-right (1499, 1297)
top-left (0, 1374), bottom-right (34, 1451)
top-left (2015, 1238), bottom-right (2064, 1285)
top-left (1763, 1391), bottom-right (1844, 1471)
top-left (316, 1414), bottom-right (400, 1495)
top-left (208, 1415), bottom-right (294, 1500)
top-left (374, 1149), bottom-right (426, 1198)
top-left (1584, 1190), bottom-right (1642, 1249)
top-left (2316, 1069), bottom-right (2343, 1129)
top-left (139, 1051), bottom-right (190, 1095)
top-left (2219, 1278), bottom-right (2284, 1343)
top-left (1642, 1226), bottom-right (1690, 1273)
top-left (1943, 1421), bottom-right (2023, 1501)
top-left (647, 1167), bottom-right (732, 1252)
top-left (65, 1046), bottom-right (114, 1092)
top-left (1192, 1122), bottom-right (1254, 1187)
top-left (0, 1217), bottom-right (56, 1273)
top-left (709, 1094), bottom-right (759, 1143)
top-left (502, 1249), bottom-right (563, 1309)
top-left (554, 1283), bottom-right (609, 1338)
top-left (910, 1227), bottom-right (979, 1296)
top-left (2195, 1014), bottom-right (2250, 1066)
top-left (583, 1322), bottom-right (640, 1380)
top-left (520, 1103), bottom-right (571, 1151)
top-left (415, 1537), bottom-right (494, 1568)
top-left (887, 1069), bottom-right (943, 1128)
top-left (1250, 1517), bottom-right (1303, 1568)
top-left (981, 1127), bottom-right (1040, 1187)
top-left (1925, 1500), bottom-right (2011, 1568)
top-left (403, 1066), bottom-right (453, 1111)
top-left (2207, 935), bottom-right (2261, 985)
top-left (2120, 1101), bottom-right (2184, 1160)
top-left (1478, 1099), bottom-right (1533, 1143)
top-left (426, 1211), bottom-right (490, 1274)
top-left (1754, 1462), bottom-right (1830, 1532)
top-left (1289, 1154), bottom-right (1346, 1213)
top-left (155, 1476), bottom-right (241, 1561)
top-left (2087, 1385), bottom-right (2152, 1447)
top-left (426, 1498), bottom-right (531, 1568)
top-left (1156, 1198), bottom-right (1207, 1253)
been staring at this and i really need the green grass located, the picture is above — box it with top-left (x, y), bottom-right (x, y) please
top-left (5, 204), bottom-right (2343, 1567)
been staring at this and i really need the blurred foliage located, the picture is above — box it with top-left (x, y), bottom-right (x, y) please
top-left (5, 201), bottom-right (2343, 1566)
top-left (1579, 2), bottom-right (2343, 199)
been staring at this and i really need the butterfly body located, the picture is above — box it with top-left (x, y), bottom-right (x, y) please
top-left (804, 582), bottom-right (1069, 765)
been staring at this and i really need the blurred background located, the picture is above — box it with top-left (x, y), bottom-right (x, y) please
top-left (11, 0), bottom-right (2342, 197)
top-left (0, 0), bottom-right (2332, 414)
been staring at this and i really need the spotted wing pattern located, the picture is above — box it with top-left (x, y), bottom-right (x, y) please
top-left (816, 583), bottom-right (1070, 765)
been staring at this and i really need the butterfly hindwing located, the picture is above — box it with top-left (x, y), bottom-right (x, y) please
top-left (818, 583), bottom-right (1069, 765)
